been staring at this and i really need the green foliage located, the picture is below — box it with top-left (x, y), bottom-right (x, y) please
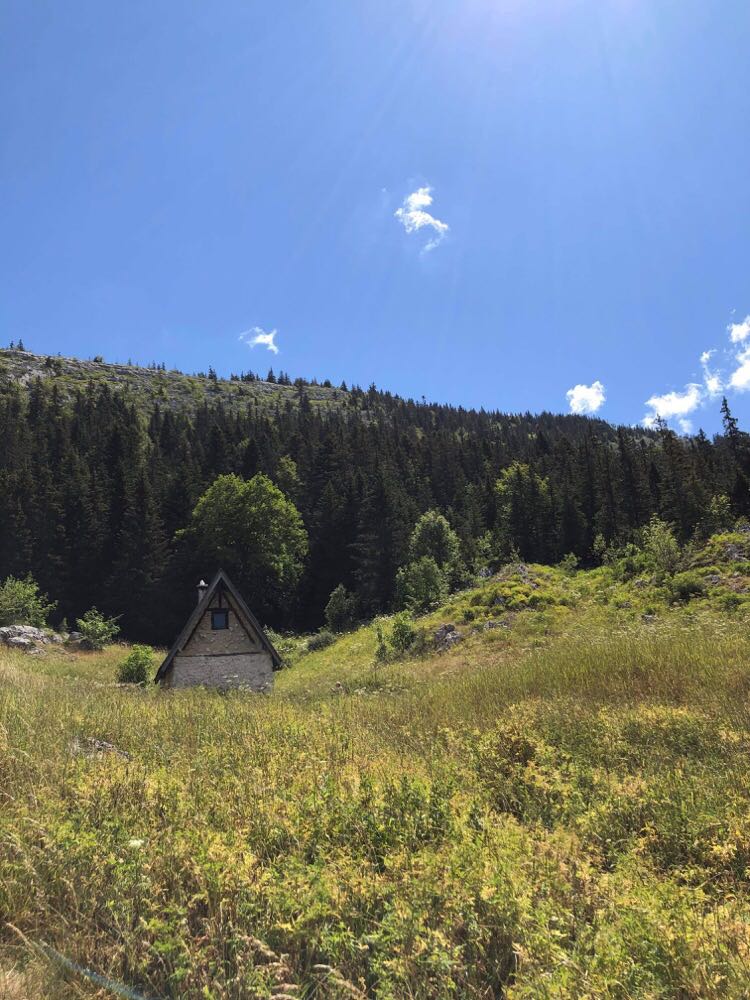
top-left (494, 463), bottom-right (552, 562)
top-left (408, 509), bottom-right (466, 587)
top-left (264, 628), bottom-right (301, 667)
top-left (641, 515), bottom-right (681, 579)
top-left (117, 644), bottom-right (153, 684)
top-left (668, 571), bottom-right (707, 604)
top-left (698, 494), bottom-right (735, 538)
top-left (0, 575), bottom-right (55, 627)
top-left (75, 608), bottom-right (120, 650)
top-left (185, 473), bottom-right (308, 617)
top-left (593, 532), bottom-right (608, 565)
top-left (273, 454), bottom-right (301, 502)
top-left (395, 556), bottom-right (449, 612)
top-left (374, 624), bottom-right (389, 664)
top-left (324, 583), bottom-right (358, 632)
top-left (389, 612), bottom-right (417, 656)
top-left (558, 552), bottom-right (579, 575)
top-left (306, 629), bottom-right (335, 653)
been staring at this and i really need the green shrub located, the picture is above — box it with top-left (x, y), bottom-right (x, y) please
top-left (668, 572), bottom-right (707, 604)
top-left (698, 494), bottom-right (734, 538)
top-left (307, 630), bottom-right (335, 653)
top-left (75, 608), bottom-right (120, 650)
top-left (374, 624), bottom-right (389, 664)
top-left (324, 584), bottom-right (358, 632)
top-left (720, 593), bottom-right (743, 613)
top-left (0, 575), bottom-right (56, 627)
top-left (390, 613), bottom-right (417, 656)
top-left (395, 556), bottom-right (449, 612)
top-left (558, 552), bottom-right (579, 575)
top-left (117, 644), bottom-right (153, 684)
top-left (641, 516), bottom-right (681, 579)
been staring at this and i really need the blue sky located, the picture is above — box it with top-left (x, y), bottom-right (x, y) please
top-left (1, 0), bottom-right (748, 433)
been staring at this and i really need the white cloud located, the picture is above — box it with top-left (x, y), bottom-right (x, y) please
top-left (566, 380), bottom-right (606, 415)
top-left (728, 315), bottom-right (750, 343)
top-left (239, 326), bottom-right (279, 354)
top-left (678, 418), bottom-right (693, 435)
top-left (394, 186), bottom-right (449, 252)
top-left (729, 345), bottom-right (750, 391)
top-left (700, 349), bottom-right (723, 396)
top-left (642, 383), bottom-right (702, 428)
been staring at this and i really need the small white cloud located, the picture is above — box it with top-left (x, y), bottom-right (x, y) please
top-left (700, 349), bottom-right (723, 396)
top-left (566, 380), bottom-right (606, 415)
top-left (678, 418), bottom-right (693, 434)
top-left (643, 383), bottom-right (703, 428)
top-left (728, 315), bottom-right (750, 343)
top-left (239, 326), bottom-right (279, 354)
top-left (729, 345), bottom-right (750, 391)
top-left (394, 186), bottom-right (449, 252)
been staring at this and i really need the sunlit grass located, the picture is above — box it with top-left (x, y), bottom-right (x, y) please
top-left (3, 563), bottom-right (750, 996)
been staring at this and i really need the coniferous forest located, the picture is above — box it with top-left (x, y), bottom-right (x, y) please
top-left (1, 347), bottom-right (748, 645)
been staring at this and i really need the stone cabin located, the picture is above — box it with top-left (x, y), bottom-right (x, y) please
top-left (154, 569), bottom-right (281, 690)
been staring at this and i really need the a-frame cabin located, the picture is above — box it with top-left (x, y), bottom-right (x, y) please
top-left (154, 569), bottom-right (281, 690)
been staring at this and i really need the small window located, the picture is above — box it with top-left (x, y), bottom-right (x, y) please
top-left (211, 610), bottom-right (229, 630)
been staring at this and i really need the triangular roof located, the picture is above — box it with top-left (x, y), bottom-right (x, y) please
top-left (154, 569), bottom-right (282, 683)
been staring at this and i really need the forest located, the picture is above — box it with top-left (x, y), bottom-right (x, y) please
top-left (1, 348), bottom-right (749, 644)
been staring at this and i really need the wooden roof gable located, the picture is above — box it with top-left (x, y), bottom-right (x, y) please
top-left (154, 569), bottom-right (282, 683)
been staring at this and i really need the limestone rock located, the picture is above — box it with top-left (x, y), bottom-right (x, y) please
top-left (6, 636), bottom-right (33, 650)
top-left (434, 623), bottom-right (463, 650)
top-left (0, 625), bottom-right (64, 651)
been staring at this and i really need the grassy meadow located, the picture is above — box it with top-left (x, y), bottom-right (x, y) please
top-left (3, 540), bottom-right (750, 997)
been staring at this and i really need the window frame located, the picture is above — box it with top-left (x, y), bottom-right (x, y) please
top-left (210, 608), bottom-right (229, 631)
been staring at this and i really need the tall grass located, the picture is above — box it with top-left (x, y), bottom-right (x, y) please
top-left (2, 616), bottom-right (750, 997)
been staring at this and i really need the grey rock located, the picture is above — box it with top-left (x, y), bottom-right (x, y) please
top-left (70, 736), bottom-right (132, 761)
top-left (0, 624), bottom-right (64, 650)
top-left (434, 623), bottom-right (463, 650)
top-left (7, 636), bottom-right (33, 650)
top-left (0, 624), bottom-right (48, 643)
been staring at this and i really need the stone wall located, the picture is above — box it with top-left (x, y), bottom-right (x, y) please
top-left (167, 651), bottom-right (274, 691)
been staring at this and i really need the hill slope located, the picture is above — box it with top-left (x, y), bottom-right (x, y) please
top-left (2, 540), bottom-right (750, 997)
top-left (1, 346), bottom-right (744, 647)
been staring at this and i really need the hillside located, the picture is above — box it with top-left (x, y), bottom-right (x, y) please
top-left (1, 346), bottom-right (747, 646)
top-left (2, 537), bottom-right (750, 997)
top-left (0, 347), bottom-right (348, 414)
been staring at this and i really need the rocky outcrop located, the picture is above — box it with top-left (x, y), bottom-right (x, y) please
top-left (434, 623), bottom-right (463, 651)
top-left (0, 625), bottom-right (65, 652)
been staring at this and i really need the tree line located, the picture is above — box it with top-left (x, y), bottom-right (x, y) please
top-left (0, 367), bottom-right (748, 644)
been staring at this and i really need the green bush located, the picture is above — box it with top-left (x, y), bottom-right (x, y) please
top-left (265, 628), bottom-right (298, 667)
top-left (390, 613), bottom-right (417, 656)
top-left (307, 630), bottom-right (335, 653)
top-left (558, 552), bottom-right (579, 575)
top-left (641, 516), bottom-right (681, 579)
top-left (76, 608), bottom-right (120, 650)
top-left (668, 572), bottom-right (707, 604)
top-left (0, 575), bottom-right (56, 627)
top-left (117, 644), bottom-right (153, 684)
top-left (395, 556), bottom-right (449, 612)
top-left (720, 593), bottom-right (743, 613)
top-left (324, 584), bottom-right (358, 632)
top-left (374, 624), bottom-right (389, 664)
